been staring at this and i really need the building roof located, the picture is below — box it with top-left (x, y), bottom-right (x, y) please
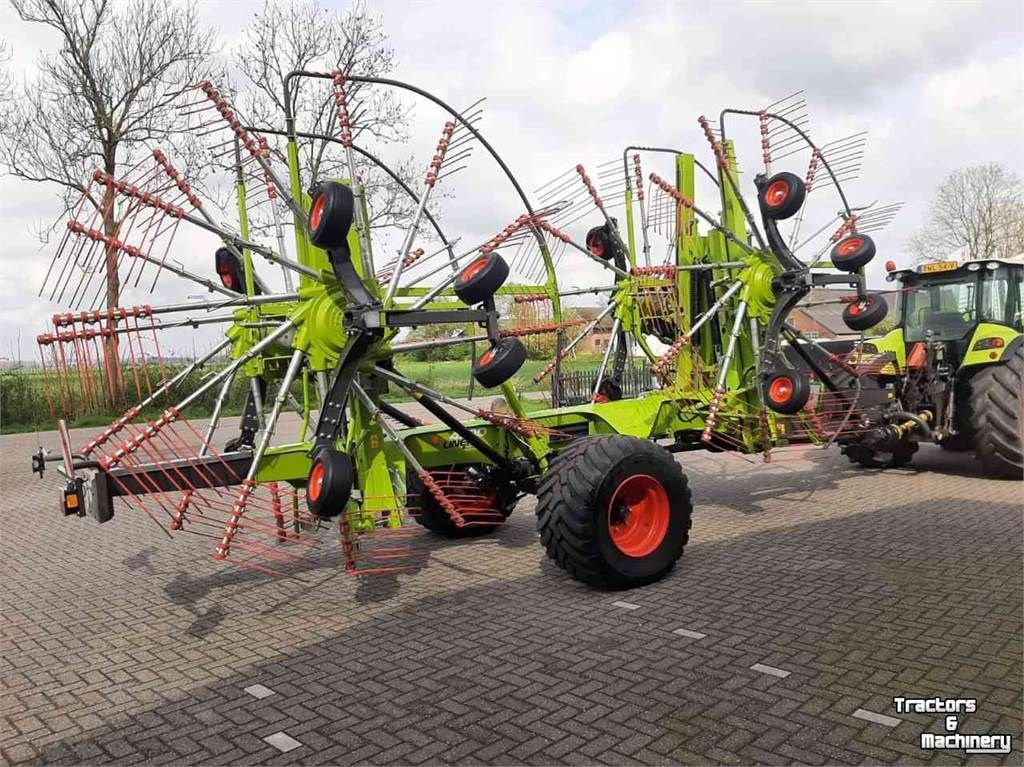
top-left (792, 288), bottom-right (894, 337)
top-left (571, 306), bottom-right (616, 331)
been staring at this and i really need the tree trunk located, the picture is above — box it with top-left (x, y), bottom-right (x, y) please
top-left (101, 173), bottom-right (124, 408)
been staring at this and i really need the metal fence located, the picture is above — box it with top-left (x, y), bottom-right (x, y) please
top-left (553, 360), bottom-right (658, 407)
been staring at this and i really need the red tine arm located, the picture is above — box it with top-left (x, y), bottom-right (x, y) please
top-left (197, 81), bottom-right (262, 163)
top-left (90, 170), bottom-right (186, 219)
top-left (633, 155), bottom-right (644, 201)
top-left (152, 150), bottom-right (203, 209)
top-left (418, 471), bottom-right (464, 527)
top-left (424, 122), bottom-right (456, 187)
top-left (648, 173), bottom-right (695, 210)
top-left (759, 111), bottom-right (771, 168)
top-left (575, 164), bottom-right (603, 210)
top-left (331, 70), bottom-right (353, 149)
top-left (698, 116), bottom-right (728, 169)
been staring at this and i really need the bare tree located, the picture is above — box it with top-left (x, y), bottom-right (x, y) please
top-left (0, 40), bottom-right (12, 131)
top-left (1, 0), bottom-right (215, 280)
top-left (0, 0), bottom-right (215, 402)
top-left (909, 164), bottom-right (1024, 263)
top-left (234, 0), bottom-right (424, 232)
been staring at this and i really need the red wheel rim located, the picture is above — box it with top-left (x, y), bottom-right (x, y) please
top-left (837, 237), bottom-right (863, 257)
top-left (768, 376), bottom-right (793, 404)
top-left (460, 257), bottom-right (489, 282)
top-left (309, 194), bottom-right (327, 231)
top-left (308, 462), bottom-right (325, 502)
top-left (607, 474), bottom-right (670, 557)
top-left (478, 349), bottom-right (495, 366)
top-left (848, 298), bottom-right (869, 316)
top-left (764, 179), bottom-right (789, 208)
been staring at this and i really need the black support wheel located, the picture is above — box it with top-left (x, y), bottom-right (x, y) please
top-left (406, 466), bottom-right (515, 538)
top-left (763, 371), bottom-right (810, 415)
top-left (306, 448), bottom-right (355, 518)
top-left (968, 344), bottom-right (1023, 479)
top-left (454, 252), bottom-right (509, 305)
top-left (307, 182), bottom-right (354, 250)
top-left (758, 171), bottom-right (806, 220)
top-left (473, 336), bottom-right (527, 388)
top-left (842, 293), bottom-right (888, 332)
top-left (535, 436), bottom-right (692, 588)
top-left (830, 234), bottom-right (876, 272)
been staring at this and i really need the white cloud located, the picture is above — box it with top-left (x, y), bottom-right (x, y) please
top-left (0, 0), bottom-right (1022, 358)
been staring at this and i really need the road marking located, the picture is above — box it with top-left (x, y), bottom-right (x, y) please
top-left (264, 732), bottom-right (302, 752)
top-left (243, 684), bottom-right (275, 700)
top-left (672, 628), bottom-right (707, 639)
top-left (750, 662), bottom-right (790, 678)
top-left (611, 600), bottom-right (640, 610)
top-left (852, 708), bottom-right (901, 728)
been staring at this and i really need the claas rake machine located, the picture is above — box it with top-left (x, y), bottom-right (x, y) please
top-left (31, 76), bottom-right (909, 587)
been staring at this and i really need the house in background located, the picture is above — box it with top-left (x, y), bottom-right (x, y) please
top-left (788, 288), bottom-right (895, 339)
top-left (571, 307), bottom-right (616, 354)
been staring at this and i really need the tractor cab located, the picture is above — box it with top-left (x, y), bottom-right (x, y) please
top-left (888, 259), bottom-right (1022, 367)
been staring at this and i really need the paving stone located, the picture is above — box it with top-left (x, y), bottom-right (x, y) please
top-left (852, 708), bottom-right (902, 728)
top-left (263, 731), bottom-right (302, 753)
top-left (1, 423), bottom-right (1021, 765)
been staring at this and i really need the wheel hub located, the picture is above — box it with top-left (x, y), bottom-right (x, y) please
top-left (607, 474), bottom-right (670, 557)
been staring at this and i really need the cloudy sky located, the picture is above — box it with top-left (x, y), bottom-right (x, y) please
top-left (0, 0), bottom-right (1021, 361)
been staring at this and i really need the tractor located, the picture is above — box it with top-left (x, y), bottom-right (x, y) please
top-left (834, 258), bottom-right (1023, 478)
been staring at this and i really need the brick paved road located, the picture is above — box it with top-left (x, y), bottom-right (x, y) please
top-left (1, 422), bottom-right (1021, 765)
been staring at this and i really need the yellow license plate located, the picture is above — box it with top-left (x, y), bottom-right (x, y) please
top-left (921, 260), bottom-right (958, 273)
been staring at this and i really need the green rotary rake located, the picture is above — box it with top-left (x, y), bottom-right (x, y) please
top-left (32, 77), bottom-right (901, 587)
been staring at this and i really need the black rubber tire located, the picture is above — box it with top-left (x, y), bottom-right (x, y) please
top-left (406, 466), bottom-right (515, 538)
top-left (585, 225), bottom-right (614, 260)
top-left (968, 344), bottom-right (1023, 479)
top-left (454, 253), bottom-right (509, 305)
top-left (306, 448), bottom-right (355, 518)
top-left (758, 171), bottom-right (806, 220)
top-left (830, 234), bottom-right (876, 272)
top-left (536, 436), bottom-right (692, 588)
top-left (473, 336), bottom-right (527, 388)
top-left (846, 440), bottom-right (918, 469)
top-left (763, 371), bottom-right (811, 415)
top-left (308, 182), bottom-right (354, 250)
top-left (593, 377), bottom-right (622, 403)
top-left (843, 293), bottom-right (889, 332)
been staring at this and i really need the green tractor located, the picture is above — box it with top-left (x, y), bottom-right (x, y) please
top-left (837, 258), bottom-right (1023, 478)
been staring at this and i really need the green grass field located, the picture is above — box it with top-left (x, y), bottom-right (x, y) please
top-left (0, 357), bottom-right (600, 434)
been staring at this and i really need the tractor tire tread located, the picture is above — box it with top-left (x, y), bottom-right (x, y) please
top-left (536, 436), bottom-right (692, 588)
top-left (968, 344), bottom-right (1023, 479)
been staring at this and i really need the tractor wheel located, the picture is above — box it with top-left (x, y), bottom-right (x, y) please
top-left (758, 172), bottom-right (806, 220)
top-left (454, 252), bottom-right (509, 305)
top-left (406, 467), bottom-right (515, 538)
top-left (536, 436), bottom-right (692, 588)
top-left (968, 344), bottom-right (1023, 479)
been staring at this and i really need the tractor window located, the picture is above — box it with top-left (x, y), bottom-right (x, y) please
top-left (979, 266), bottom-right (1022, 330)
top-left (903, 275), bottom-right (977, 342)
